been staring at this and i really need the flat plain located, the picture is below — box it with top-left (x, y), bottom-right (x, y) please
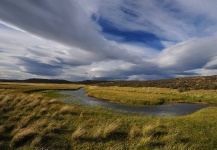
top-left (0, 82), bottom-right (216, 149)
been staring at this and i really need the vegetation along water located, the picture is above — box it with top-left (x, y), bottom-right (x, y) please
top-left (0, 81), bottom-right (217, 149)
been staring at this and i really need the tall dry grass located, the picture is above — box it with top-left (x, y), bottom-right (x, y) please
top-left (85, 86), bottom-right (217, 106)
top-left (0, 83), bottom-right (216, 149)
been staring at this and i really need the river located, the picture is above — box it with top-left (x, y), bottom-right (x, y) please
top-left (58, 88), bottom-right (213, 117)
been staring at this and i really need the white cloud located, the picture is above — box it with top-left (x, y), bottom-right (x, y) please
top-left (119, 43), bottom-right (159, 59)
top-left (204, 56), bottom-right (217, 69)
top-left (98, 0), bottom-right (192, 41)
top-left (187, 68), bottom-right (217, 77)
top-left (0, 26), bottom-right (77, 78)
top-left (98, 0), bottom-right (217, 42)
top-left (156, 36), bottom-right (217, 71)
top-left (176, 0), bottom-right (217, 20)
top-left (1, 1), bottom-right (217, 80)
top-left (0, 0), bottom-right (137, 63)
top-left (127, 74), bottom-right (164, 81)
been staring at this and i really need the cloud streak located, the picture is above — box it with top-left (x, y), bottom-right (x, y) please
top-left (0, 0), bottom-right (140, 63)
top-left (1, 0), bottom-right (217, 80)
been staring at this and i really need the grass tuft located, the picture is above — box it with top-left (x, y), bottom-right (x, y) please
top-left (129, 125), bottom-right (142, 139)
top-left (71, 126), bottom-right (86, 140)
top-left (102, 119), bottom-right (122, 138)
top-left (0, 82), bottom-right (216, 149)
top-left (11, 127), bottom-right (38, 148)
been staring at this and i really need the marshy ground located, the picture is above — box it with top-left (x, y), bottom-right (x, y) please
top-left (0, 82), bottom-right (217, 149)
top-left (85, 86), bottom-right (217, 106)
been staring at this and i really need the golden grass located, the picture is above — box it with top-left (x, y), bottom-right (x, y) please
top-left (85, 86), bottom-right (217, 106)
top-left (102, 119), bottom-right (122, 138)
top-left (71, 126), bottom-right (86, 140)
top-left (0, 125), bottom-right (5, 135)
top-left (129, 125), bottom-right (142, 139)
top-left (71, 118), bottom-right (122, 141)
top-left (0, 83), bottom-right (216, 149)
top-left (11, 127), bottom-right (38, 148)
top-left (59, 105), bottom-right (75, 115)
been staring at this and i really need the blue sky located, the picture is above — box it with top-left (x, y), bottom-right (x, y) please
top-left (0, 0), bottom-right (217, 81)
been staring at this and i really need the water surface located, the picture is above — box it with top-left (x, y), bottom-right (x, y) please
top-left (59, 88), bottom-right (212, 117)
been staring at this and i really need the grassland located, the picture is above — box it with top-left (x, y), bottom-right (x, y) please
top-left (0, 82), bottom-right (217, 149)
top-left (85, 86), bottom-right (217, 106)
top-left (85, 75), bottom-right (217, 90)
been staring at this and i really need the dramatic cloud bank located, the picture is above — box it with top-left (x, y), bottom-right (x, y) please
top-left (1, 0), bottom-right (217, 81)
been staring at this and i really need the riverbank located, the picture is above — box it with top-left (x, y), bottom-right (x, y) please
top-left (59, 89), bottom-right (212, 116)
top-left (85, 86), bottom-right (217, 106)
top-left (0, 83), bottom-right (217, 149)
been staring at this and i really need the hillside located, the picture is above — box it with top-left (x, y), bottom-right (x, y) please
top-left (0, 78), bottom-right (72, 84)
top-left (83, 75), bottom-right (217, 91)
top-left (1, 75), bottom-right (217, 90)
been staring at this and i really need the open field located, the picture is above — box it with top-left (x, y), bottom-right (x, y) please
top-left (85, 86), bottom-right (217, 106)
top-left (0, 82), bottom-right (217, 149)
top-left (0, 82), bottom-right (82, 92)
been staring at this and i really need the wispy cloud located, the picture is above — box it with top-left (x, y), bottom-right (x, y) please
top-left (99, 0), bottom-right (217, 41)
top-left (0, 0), bottom-right (137, 62)
top-left (156, 36), bottom-right (217, 70)
top-left (0, 0), bottom-right (217, 80)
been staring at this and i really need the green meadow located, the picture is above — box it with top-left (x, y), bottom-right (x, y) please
top-left (85, 86), bottom-right (217, 106)
top-left (0, 82), bottom-right (217, 149)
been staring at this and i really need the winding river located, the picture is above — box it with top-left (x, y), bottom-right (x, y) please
top-left (59, 88), bottom-right (213, 117)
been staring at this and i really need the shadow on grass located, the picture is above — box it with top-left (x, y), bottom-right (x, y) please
top-left (73, 131), bottom-right (128, 142)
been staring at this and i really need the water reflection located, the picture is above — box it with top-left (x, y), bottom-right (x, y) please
top-left (59, 88), bottom-right (212, 117)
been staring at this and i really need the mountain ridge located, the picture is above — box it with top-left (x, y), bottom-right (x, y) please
top-left (1, 75), bottom-right (217, 90)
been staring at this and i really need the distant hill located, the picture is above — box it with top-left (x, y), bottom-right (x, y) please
top-left (82, 75), bottom-right (217, 91)
top-left (0, 78), bottom-right (72, 84)
top-left (24, 78), bottom-right (72, 84)
top-left (1, 75), bottom-right (217, 90)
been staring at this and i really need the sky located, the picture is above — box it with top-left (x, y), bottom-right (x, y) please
top-left (1, 0), bottom-right (217, 81)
